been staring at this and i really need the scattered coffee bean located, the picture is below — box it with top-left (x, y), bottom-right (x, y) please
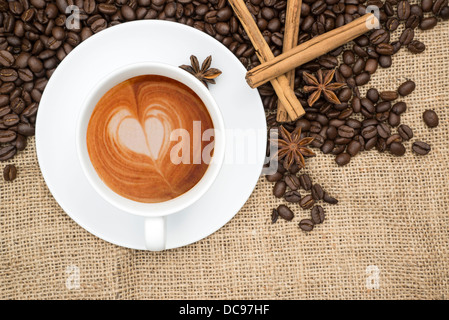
top-left (379, 91), bottom-right (398, 101)
top-left (299, 219), bottom-right (314, 232)
top-left (311, 206), bottom-right (325, 224)
top-left (284, 190), bottom-right (301, 203)
top-left (299, 174), bottom-right (312, 191)
top-left (412, 141), bottom-right (431, 155)
top-left (266, 171), bottom-right (283, 182)
top-left (273, 180), bottom-right (287, 198)
top-left (299, 194), bottom-right (315, 209)
top-left (3, 164), bottom-right (17, 181)
top-left (277, 204), bottom-right (294, 221)
top-left (323, 192), bottom-right (338, 204)
top-left (389, 141), bottom-right (406, 156)
top-left (311, 183), bottom-right (324, 201)
top-left (408, 40), bottom-right (426, 54)
top-left (398, 125), bottom-right (413, 140)
top-left (285, 174), bottom-right (300, 191)
top-left (335, 153), bottom-right (351, 166)
top-left (271, 208), bottom-right (279, 224)
top-left (398, 80), bottom-right (415, 96)
top-left (423, 110), bottom-right (439, 128)
top-left (0, 145), bottom-right (16, 161)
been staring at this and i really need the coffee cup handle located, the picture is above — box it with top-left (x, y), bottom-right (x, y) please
top-left (144, 217), bottom-right (166, 251)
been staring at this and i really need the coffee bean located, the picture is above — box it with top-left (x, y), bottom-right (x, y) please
top-left (408, 40), bottom-right (426, 54)
top-left (376, 101), bottom-right (391, 113)
top-left (17, 123), bottom-right (35, 136)
top-left (398, 80), bottom-right (415, 96)
top-left (422, 0), bottom-right (434, 12)
top-left (321, 140), bottom-right (334, 154)
top-left (323, 192), bottom-right (338, 204)
top-left (355, 72), bottom-right (370, 86)
top-left (423, 110), bottom-right (439, 128)
top-left (412, 141), bottom-right (431, 155)
top-left (0, 83), bottom-right (15, 95)
top-left (386, 17), bottom-right (399, 31)
top-left (376, 43), bottom-right (394, 55)
top-left (0, 129), bottom-right (17, 143)
top-left (288, 163), bottom-right (300, 175)
top-left (379, 91), bottom-right (398, 101)
top-left (352, 58), bottom-right (365, 75)
top-left (386, 134), bottom-right (402, 146)
top-left (311, 183), bottom-right (324, 201)
top-left (379, 55), bottom-right (392, 68)
top-left (362, 125), bottom-right (378, 139)
top-left (0, 69), bottom-right (18, 82)
top-left (0, 50), bottom-right (15, 67)
top-left (299, 219), bottom-right (314, 232)
top-left (284, 190), bottom-right (301, 203)
top-left (388, 112), bottom-right (401, 127)
top-left (3, 114), bottom-right (20, 127)
top-left (0, 145), bottom-right (16, 161)
top-left (440, 6), bottom-right (449, 19)
top-left (347, 140), bottom-right (361, 156)
top-left (3, 164), bottom-right (17, 181)
top-left (365, 137), bottom-right (377, 150)
top-left (398, 124), bottom-right (413, 140)
top-left (343, 50), bottom-right (355, 65)
top-left (266, 171), bottom-right (283, 182)
top-left (285, 174), bottom-right (300, 190)
top-left (389, 141), bottom-right (406, 156)
top-left (377, 123), bottom-right (391, 139)
top-left (369, 29), bottom-right (389, 45)
top-left (0, 106), bottom-right (11, 118)
top-left (346, 119), bottom-right (362, 129)
top-left (277, 204), bottom-right (294, 221)
top-left (335, 152), bottom-right (351, 166)
top-left (397, 0), bottom-right (411, 20)
top-left (311, 205), bottom-right (325, 224)
top-left (364, 59), bottom-right (378, 74)
top-left (298, 174), bottom-right (312, 191)
top-left (273, 180), bottom-right (286, 198)
top-left (420, 17), bottom-right (438, 30)
top-left (433, 0), bottom-right (448, 14)
top-left (271, 208), bottom-right (279, 223)
top-left (338, 125), bottom-right (355, 138)
top-left (91, 18), bottom-right (107, 33)
top-left (405, 15), bottom-right (421, 29)
top-left (18, 68), bottom-right (33, 82)
top-left (392, 101), bottom-right (407, 114)
top-left (13, 134), bottom-right (27, 151)
top-left (10, 97), bottom-right (26, 114)
top-left (299, 194), bottom-right (315, 209)
top-left (399, 28), bottom-right (414, 45)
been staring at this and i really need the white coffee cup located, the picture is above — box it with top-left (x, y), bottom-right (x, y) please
top-left (76, 62), bottom-right (226, 251)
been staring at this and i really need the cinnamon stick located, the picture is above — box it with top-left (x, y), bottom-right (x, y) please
top-left (246, 13), bottom-right (379, 88)
top-left (228, 0), bottom-right (305, 121)
top-left (277, 0), bottom-right (302, 122)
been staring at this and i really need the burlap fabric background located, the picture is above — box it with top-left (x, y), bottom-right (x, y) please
top-left (1, 14), bottom-right (448, 299)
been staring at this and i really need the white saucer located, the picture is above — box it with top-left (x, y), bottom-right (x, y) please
top-left (35, 20), bottom-right (266, 250)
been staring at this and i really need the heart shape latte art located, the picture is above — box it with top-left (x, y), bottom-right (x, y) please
top-left (87, 75), bottom-right (214, 203)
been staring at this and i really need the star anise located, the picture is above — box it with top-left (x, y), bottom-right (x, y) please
top-left (179, 55), bottom-right (222, 88)
top-left (302, 69), bottom-right (345, 107)
top-left (273, 126), bottom-right (315, 169)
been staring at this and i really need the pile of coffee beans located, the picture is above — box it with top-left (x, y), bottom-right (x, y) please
top-left (261, 0), bottom-right (446, 231)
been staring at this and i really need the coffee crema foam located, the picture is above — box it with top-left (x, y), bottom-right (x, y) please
top-left (86, 75), bottom-right (214, 203)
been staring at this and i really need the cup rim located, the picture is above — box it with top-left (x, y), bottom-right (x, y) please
top-left (76, 61), bottom-right (226, 217)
